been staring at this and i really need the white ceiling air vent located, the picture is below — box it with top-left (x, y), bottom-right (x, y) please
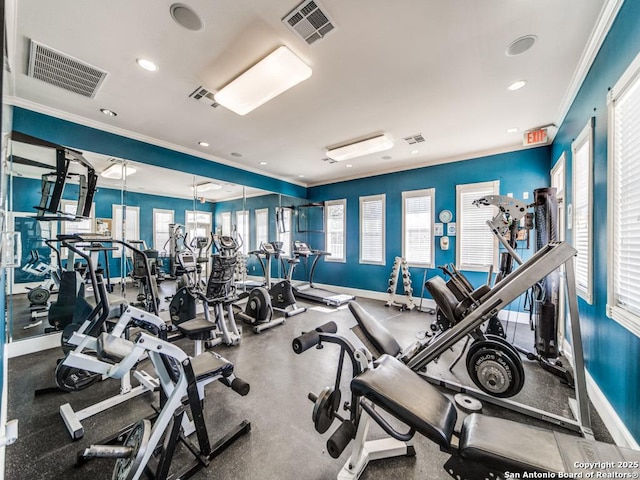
top-left (403, 134), bottom-right (426, 145)
top-left (283, 0), bottom-right (336, 46)
top-left (27, 40), bottom-right (107, 98)
top-left (189, 86), bottom-right (219, 108)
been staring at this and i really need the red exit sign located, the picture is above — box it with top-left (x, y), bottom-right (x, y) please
top-left (523, 128), bottom-right (548, 146)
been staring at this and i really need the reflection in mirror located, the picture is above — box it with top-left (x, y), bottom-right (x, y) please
top-left (6, 139), bottom-right (268, 344)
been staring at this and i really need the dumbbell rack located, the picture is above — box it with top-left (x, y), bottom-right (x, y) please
top-left (386, 257), bottom-right (415, 310)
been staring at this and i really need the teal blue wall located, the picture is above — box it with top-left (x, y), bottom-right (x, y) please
top-left (12, 107), bottom-right (306, 199)
top-left (550, 0), bottom-right (640, 442)
top-left (307, 147), bottom-right (550, 303)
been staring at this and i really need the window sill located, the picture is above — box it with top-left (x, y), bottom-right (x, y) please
top-left (607, 305), bottom-right (640, 339)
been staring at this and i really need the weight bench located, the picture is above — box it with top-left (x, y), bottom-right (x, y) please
top-left (348, 354), bottom-right (640, 479)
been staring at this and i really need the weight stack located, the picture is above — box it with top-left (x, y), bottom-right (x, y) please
top-left (533, 187), bottom-right (559, 359)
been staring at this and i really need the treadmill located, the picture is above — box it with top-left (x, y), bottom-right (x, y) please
top-left (292, 241), bottom-right (354, 307)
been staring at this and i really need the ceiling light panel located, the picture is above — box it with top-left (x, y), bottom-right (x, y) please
top-left (326, 135), bottom-right (394, 161)
top-left (214, 46), bottom-right (312, 116)
top-left (101, 163), bottom-right (136, 179)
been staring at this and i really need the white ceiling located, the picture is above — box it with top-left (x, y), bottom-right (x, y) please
top-left (5, 0), bottom-right (609, 189)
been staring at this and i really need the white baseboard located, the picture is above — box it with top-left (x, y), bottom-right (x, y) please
top-left (563, 339), bottom-right (639, 449)
top-left (6, 332), bottom-right (61, 358)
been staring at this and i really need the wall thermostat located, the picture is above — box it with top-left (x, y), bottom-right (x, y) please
top-left (439, 210), bottom-right (453, 223)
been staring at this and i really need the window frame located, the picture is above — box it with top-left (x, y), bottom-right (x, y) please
top-left (185, 210), bottom-right (212, 243)
top-left (60, 200), bottom-right (96, 259)
top-left (235, 210), bottom-right (250, 255)
top-left (153, 208), bottom-right (174, 253)
top-left (220, 212), bottom-right (232, 237)
top-left (571, 118), bottom-right (594, 304)
top-left (402, 188), bottom-right (435, 268)
top-left (325, 199), bottom-right (346, 263)
top-left (606, 50), bottom-right (640, 338)
top-left (359, 194), bottom-right (386, 266)
top-left (112, 205), bottom-right (140, 258)
top-left (276, 207), bottom-right (293, 258)
top-left (255, 208), bottom-right (269, 249)
top-left (456, 180), bottom-right (499, 272)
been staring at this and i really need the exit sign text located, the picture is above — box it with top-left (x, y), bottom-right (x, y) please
top-left (523, 128), bottom-right (548, 146)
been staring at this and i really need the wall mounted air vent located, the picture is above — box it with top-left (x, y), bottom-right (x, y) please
top-left (403, 134), bottom-right (426, 145)
top-left (322, 157), bottom-right (337, 164)
top-left (27, 40), bottom-right (107, 98)
top-left (283, 0), bottom-right (336, 45)
top-left (189, 86), bottom-right (220, 108)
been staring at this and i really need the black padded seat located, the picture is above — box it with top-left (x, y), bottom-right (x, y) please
top-left (460, 413), bottom-right (640, 474)
top-left (349, 302), bottom-right (402, 357)
top-left (176, 318), bottom-right (217, 339)
top-left (351, 354), bottom-right (457, 449)
top-left (96, 333), bottom-right (135, 363)
top-left (426, 276), bottom-right (461, 325)
top-left (190, 352), bottom-right (234, 381)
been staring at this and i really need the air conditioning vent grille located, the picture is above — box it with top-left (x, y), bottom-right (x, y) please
top-left (403, 134), bottom-right (426, 145)
top-left (283, 0), bottom-right (336, 46)
top-left (27, 40), bottom-right (107, 98)
top-left (189, 85), bottom-right (220, 108)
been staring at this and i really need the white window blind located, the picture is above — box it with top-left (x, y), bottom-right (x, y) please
top-left (360, 194), bottom-right (385, 265)
top-left (153, 209), bottom-right (174, 253)
top-left (255, 208), bottom-right (269, 248)
top-left (60, 200), bottom-right (95, 259)
top-left (572, 119), bottom-right (594, 303)
top-left (113, 205), bottom-right (140, 258)
top-left (456, 181), bottom-right (499, 271)
top-left (325, 199), bottom-right (346, 262)
top-left (402, 189), bottom-right (434, 267)
top-left (608, 56), bottom-right (640, 337)
top-left (235, 210), bottom-right (250, 255)
top-left (276, 207), bottom-right (292, 257)
top-left (185, 210), bottom-right (212, 241)
top-left (221, 212), bottom-right (231, 237)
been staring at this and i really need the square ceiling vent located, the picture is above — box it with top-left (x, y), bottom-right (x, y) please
top-left (283, 0), bottom-right (336, 45)
top-left (27, 40), bottom-right (107, 98)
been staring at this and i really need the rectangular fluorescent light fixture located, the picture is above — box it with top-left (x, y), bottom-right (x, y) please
top-left (326, 135), bottom-right (394, 161)
top-left (192, 182), bottom-right (222, 193)
top-left (214, 46), bottom-right (312, 115)
top-left (100, 163), bottom-right (137, 179)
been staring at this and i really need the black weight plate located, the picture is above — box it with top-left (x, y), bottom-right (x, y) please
top-left (313, 386), bottom-right (340, 434)
top-left (484, 334), bottom-right (521, 360)
top-left (27, 288), bottom-right (50, 305)
top-left (112, 419), bottom-right (151, 480)
top-left (483, 336), bottom-right (526, 393)
top-left (55, 360), bottom-right (100, 392)
top-left (466, 340), bottom-right (524, 398)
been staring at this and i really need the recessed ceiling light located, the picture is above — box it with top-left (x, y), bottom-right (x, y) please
top-left (136, 58), bottom-right (158, 72)
top-left (298, 174), bottom-right (305, 178)
top-left (259, 161), bottom-right (267, 165)
top-left (198, 141), bottom-right (209, 147)
top-left (507, 80), bottom-right (527, 91)
top-left (506, 35), bottom-right (537, 56)
top-left (170, 3), bottom-right (204, 31)
top-left (100, 108), bottom-right (117, 117)
top-left (231, 152), bottom-right (243, 157)
top-left (506, 127), bottom-right (519, 134)
top-left (346, 164), bottom-right (353, 168)
top-left (411, 149), bottom-right (419, 154)
top-left (191, 182), bottom-right (222, 193)
top-left (101, 163), bottom-right (136, 179)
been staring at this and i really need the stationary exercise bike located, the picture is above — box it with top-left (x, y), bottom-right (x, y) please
top-left (236, 241), bottom-right (306, 333)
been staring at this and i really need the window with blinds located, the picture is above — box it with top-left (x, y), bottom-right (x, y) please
top-left (607, 54), bottom-right (640, 337)
top-left (456, 181), bottom-right (499, 271)
top-left (255, 209), bottom-right (269, 249)
top-left (153, 209), bottom-right (174, 253)
top-left (113, 205), bottom-right (140, 258)
top-left (60, 200), bottom-right (95, 258)
top-left (185, 210), bottom-right (212, 242)
top-left (276, 207), bottom-right (292, 257)
top-left (221, 212), bottom-right (231, 237)
top-left (571, 119), bottom-right (594, 304)
top-left (402, 189), bottom-right (434, 267)
top-left (359, 194), bottom-right (385, 265)
top-left (325, 199), bottom-right (346, 262)
top-left (235, 210), bottom-right (250, 255)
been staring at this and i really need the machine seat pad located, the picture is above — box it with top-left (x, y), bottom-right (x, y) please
top-left (349, 302), bottom-right (402, 357)
top-left (426, 276), bottom-right (461, 325)
top-left (351, 354), bottom-right (457, 449)
top-left (96, 333), bottom-right (135, 363)
top-left (176, 318), bottom-right (216, 338)
top-left (460, 413), bottom-right (640, 473)
top-left (191, 352), bottom-right (234, 381)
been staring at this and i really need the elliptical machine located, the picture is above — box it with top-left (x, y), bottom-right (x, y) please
top-left (237, 241), bottom-right (306, 333)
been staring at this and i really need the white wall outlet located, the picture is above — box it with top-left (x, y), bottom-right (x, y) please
top-left (523, 191), bottom-right (529, 200)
